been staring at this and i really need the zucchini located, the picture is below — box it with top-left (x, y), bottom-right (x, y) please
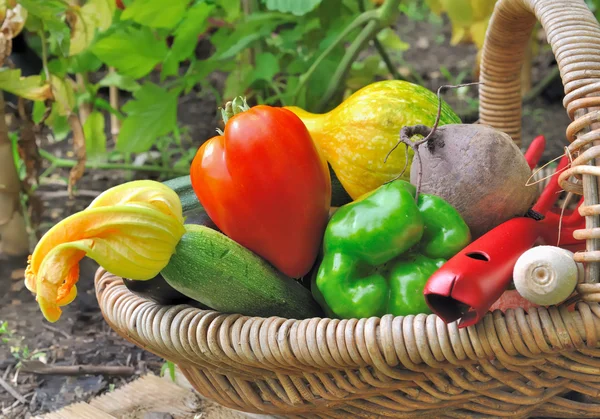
top-left (162, 175), bottom-right (201, 213)
top-left (122, 205), bottom-right (217, 307)
top-left (123, 275), bottom-right (208, 308)
top-left (160, 224), bottom-right (324, 319)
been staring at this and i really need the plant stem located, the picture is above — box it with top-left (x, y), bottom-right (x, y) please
top-left (267, 79), bottom-right (286, 106)
top-left (291, 9), bottom-right (379, 104)
top-left (357, 0), bottom-right (402, 81)
top-left (316, 0), bottom-right (402, 111)
top-left (75, 73), bottom-right (91, 124)
top-left (316, 20), bottom-right (379, 111)
top-left (522, 65), bottom-right (560, 103)
top-left (108, 67), bottom-right (121, 142)
top-left (38, 29), bottom-right (51, 82)
top-left (373, 37), bottom-right (402, 80)
top-left (38, 149), bottom-right (190, 176)
top-left (0, 94), bottom-right (29, 255)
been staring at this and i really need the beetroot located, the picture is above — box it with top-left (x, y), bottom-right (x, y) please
top-left (407, 123), bottom-right (538, 238)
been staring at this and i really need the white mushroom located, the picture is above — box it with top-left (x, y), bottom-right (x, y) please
top-left (513, 246), bottom-right (582, 306)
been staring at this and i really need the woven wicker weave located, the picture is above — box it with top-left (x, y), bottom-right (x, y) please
top-left (95, 0), bottom-right (600, 417)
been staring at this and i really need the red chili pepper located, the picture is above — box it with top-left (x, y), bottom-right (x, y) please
top-left (423, 217), bottom-right (541, 328)
top-left (533, 153), bottom-right (585, 252)
top-left (525, 135), bottom-right (546, 170)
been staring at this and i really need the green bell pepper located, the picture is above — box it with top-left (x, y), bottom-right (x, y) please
top-left (314, 180), bottom-right (471, 319)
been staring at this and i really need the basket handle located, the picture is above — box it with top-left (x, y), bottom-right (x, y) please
top-left (479, 0), bottom-right (600, 146)
top-left (479, 0), bottom-right (600, 284)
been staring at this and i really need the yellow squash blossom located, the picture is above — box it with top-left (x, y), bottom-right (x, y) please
top-left (25, 180), bottom-right (186, 323)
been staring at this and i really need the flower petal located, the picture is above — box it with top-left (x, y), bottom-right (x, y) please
top-left (26, 180), bottom-right (185, 322)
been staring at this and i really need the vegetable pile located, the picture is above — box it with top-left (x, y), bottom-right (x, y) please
top-left (24, 80), bottom-right (582, 330)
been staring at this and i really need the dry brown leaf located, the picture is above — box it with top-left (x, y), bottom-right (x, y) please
top-left (10, 268), bottom-right (24, 280)
top-left (1, 4), bottom-right (27, 39)
top-left (0, 142), bottom-right (18, 226)
top-left (17, 97), bottom-right (41, 188)
top-left (67, 113), bottom-right (86, 197)
top-left (25, 191), bottom-right (43, 237)
top-left (0, 32), bottom-right (11, 66)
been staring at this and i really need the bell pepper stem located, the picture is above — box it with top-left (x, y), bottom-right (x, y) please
top-left (220, 96), bottom-right (250, 127)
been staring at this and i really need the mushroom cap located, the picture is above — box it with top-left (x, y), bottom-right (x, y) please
top-left (513, 246), bottom-right (580, 306)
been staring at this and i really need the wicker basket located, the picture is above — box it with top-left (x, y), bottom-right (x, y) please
top-left (94, 0), bottom-right (600, 417)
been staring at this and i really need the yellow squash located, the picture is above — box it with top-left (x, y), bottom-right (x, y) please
top-left (285, 80), bottom-right (461, 199)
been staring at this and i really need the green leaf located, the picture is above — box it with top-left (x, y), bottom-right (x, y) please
top-left (92, 97), bottom-right (123, 117)
top-left (46, 19), bottom-right (72, 57)
top-left (121, 0), bottom-right (188, 29)
top-left (47, 104), bottom-right (71, 141)
top-left (91, 27), bottom-right (168, 78)
top-left (171, 2), bottom-right (214, 61)
top-left (260, 0), bottom-right (323, 16)
top-left (84, 0), bottom-right (115, 30)
top-left (117, 83), bottom-right (179, 153)
top-left (83, 111), bottom-right (107, 159)
top-left (377, 28), bottom-right (409, 52)
top-left (247, 53), bottom-right (279, 85)
top-left (346, 55), bottom-right (386, 91)
top-left (47, 59), bottom-right (69, 77)
top-left (160, 361), bottom-right (176, 382)
top-left (96, 72), bottom-right (140, 92)
top-left (69, 0), bottom-right (116, 55)
top-left (317, 0), bottom-right (348, 29)
top-left (306, 48), bottom-right (344, 110)
top-left (161, 2), bottom-right (215, 79)
top-left (32, 101), bottom-right (48, 125)
top-left (223, 62), bottom-right (253, 100)
top-left (18, 0), bottom-right (67, 20)
top-left (186, 58), bottom-right (234, 93)
top-left (215, 0), bottom-right (241, 22)
top-left (160, 56), bottom-right (180, 80)
top-left (212, 13), bottom-right (293, 60)
top-left (0, 69), bottom-right (51, 101)
top-left (50, 76), bottom-right (76, 116)
top-left (68, 50), bottom-right (104, 73)
top-left (276, 18), bottom-right (320, 52)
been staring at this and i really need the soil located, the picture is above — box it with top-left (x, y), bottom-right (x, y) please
top-left (0, 12), bottom-right (574, 419)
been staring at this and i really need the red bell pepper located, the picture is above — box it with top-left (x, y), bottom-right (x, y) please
top-left (190, 99), bottom-right (331, 278)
